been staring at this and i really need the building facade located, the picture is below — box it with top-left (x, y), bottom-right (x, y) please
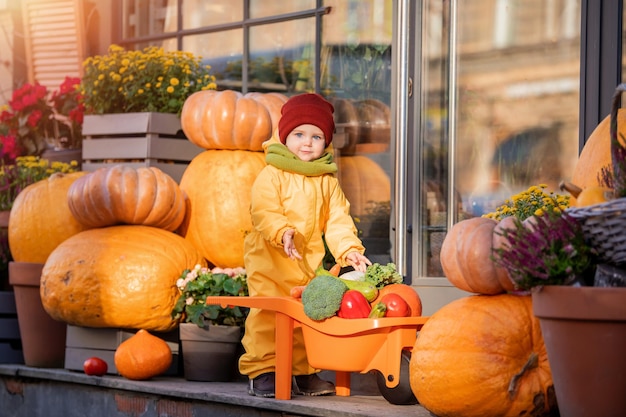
top-left (1, 0), bottom-right (623, 313)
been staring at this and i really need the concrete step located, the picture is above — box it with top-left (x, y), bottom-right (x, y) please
top-left (0, 364), bottom-right (433, 417)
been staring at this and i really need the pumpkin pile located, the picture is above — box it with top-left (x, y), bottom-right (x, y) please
top-left (40, 165), bottom-right (206, 333)
top-left (412, 187), bottom-right (558, 415)
top-left (178, 90), bottom-right (288, 268)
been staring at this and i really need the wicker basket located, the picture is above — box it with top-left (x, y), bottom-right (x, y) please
top-left (567, 198), bottom-right (626, 265)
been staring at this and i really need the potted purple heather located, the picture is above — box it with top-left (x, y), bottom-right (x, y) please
top-left (492, 191), bottom-right (626, 417)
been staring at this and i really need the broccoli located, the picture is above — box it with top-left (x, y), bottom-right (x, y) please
top-left (301, 275), bottom-right (348, 321)
top-left (363, 262), bottom-right (403, 289)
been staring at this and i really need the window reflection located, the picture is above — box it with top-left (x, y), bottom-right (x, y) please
top-left (122, 0), bottom-right (174, 38)
top-left (420, 0), bottom-right (581, 277)
top-left (249, 1), bottom-right (315, 18)
top-left (182, 0), bottom-right (242, 28)
top-left (323, 0), bottom-right (393, 263)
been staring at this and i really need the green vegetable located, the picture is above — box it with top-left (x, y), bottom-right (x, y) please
top-left (364, 262), bottom-right (403, 289)
top-left (368, 302), bottom-right (387, 318)
top-left (301, 275), bottom-right (349, 321)
top-left (336, 277), bottom-right (378, 302)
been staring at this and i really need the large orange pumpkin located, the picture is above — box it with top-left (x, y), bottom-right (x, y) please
top-left (40, 225), bottom-right (206, 332)
top-left (440, 216), bottom-right (516, 295)
top-left (180, 90), bottom-right (287, 151)
top-left (67, 165), bottom-right (186, 232)
top-left (178, 149), bottom-right (266, 268)
top-left (8, 171), bottom-right (90, 263)
top-left (571, 109), bottom-right (626, 189)
top-left (337, 155), bottom-right (390, 218)
top-left (410, 294), bottom-right (556, 417)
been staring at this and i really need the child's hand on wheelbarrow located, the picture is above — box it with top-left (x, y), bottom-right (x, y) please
top-left (346, 251), bottom-right (372, 272)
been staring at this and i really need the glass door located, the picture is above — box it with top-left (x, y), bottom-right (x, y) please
top-left (406, 0), bottom-right (582, 314)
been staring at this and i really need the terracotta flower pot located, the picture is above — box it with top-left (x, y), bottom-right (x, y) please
top-left (532, 285), bottom-right (626, 417)
top-left (9, 261), bottom-right (66, 367)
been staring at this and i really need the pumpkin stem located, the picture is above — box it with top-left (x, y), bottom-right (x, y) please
top-left (558, 181), bottom-right (582, 198)
top-left (508, 351), bottom-right (539, 400)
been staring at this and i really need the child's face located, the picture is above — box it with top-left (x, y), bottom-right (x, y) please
top-left (284, 124), bottom-right (327, 162)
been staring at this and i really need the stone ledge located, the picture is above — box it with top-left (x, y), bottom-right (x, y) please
top-left (0, 364), bottom-right (432, 417)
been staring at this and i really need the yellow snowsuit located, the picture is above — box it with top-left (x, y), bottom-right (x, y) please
top-left (239, 136), bottom-right (366, 378)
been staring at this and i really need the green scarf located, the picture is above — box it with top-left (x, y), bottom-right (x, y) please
top-left (265, 143), bottom-right (337, 176)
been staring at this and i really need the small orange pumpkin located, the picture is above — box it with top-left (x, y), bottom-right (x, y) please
top-left (8, 171), bottom-right (90, 263)
top-left (410, 294), bottom-right (555, 417)
top-left (370, 283), bottom-right (423, 317)
top-left (114, 329), bottom-right (172, 380)
top-left (180, 90), bottom-right (287, 151)
top-left (67, 165), bottom-right (186, 232)
top-left (440, 216), bottom-right (516, 295)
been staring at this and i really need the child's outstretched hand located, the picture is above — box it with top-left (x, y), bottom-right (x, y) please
top-left (346, 252), bottom-right (372, 272)
top-left (282, 229), bottom-right (302, 260)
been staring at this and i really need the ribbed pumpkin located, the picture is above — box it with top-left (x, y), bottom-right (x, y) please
top-left (66, 165), bottom-right (186, 232)
top-left (114, 329), bottom-right (172, 380)
top-left (571, 109), bottom-right (626, 189)
top-left (410, 294), bottom-right (556, 417)
top-left (180, 90), bottom-right (287, 151)
top-left (337, 155), bottom-right (390, 218)
top-left (8, 171), bottom-right (90, 263)
top-left (440, 216), bottom-right (516, 295)
top-left (179, 149), bottom-right (266, 268)
top-left (40, 225), bottom-right (206, 332)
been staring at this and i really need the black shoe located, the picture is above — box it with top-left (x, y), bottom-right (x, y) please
top-left (293, 374), bottom-right (336, 396)
top-left (248, 372), bottom-right (276, 398)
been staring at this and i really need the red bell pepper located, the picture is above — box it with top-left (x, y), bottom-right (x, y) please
top-left (337, 290), bottom-right (371, 318)
top-left (380, 293), bottom-right (411, 317)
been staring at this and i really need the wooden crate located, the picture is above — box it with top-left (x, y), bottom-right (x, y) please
top-left (64, 325), bottom-right (180, 376)
top-left (81, 112), bottom-right (204, 183)
top-left (0, 291), bottom-right (24, 364)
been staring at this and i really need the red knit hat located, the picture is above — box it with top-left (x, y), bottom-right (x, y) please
top-left (278, 93), bottom-right (335, 146)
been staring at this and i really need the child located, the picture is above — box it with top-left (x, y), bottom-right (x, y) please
top-left (240, 93), bottom-right (371, 397)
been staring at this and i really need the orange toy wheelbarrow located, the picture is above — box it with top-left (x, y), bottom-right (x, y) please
top-left (205, 296), bottom-right (428, 404)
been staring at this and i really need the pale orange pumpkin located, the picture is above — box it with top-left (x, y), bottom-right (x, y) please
top-left (180, 90), bottom-right (288, 151)
top-left (440, 216), bottom-right (516, 295)
top-left (178, 149), bottom-right (266, 268)
top-left (114, 329), bottom-right (172, 380)
top-left (67, 165), bottom-right (186, 232)
top-left (337, 155), bottom-right (390, 218)
top-left (410, 294), bottom-right (556, 417)
top-left (571, 109), bottom-right (626, 190)
top-left (8, 171), bottom-right (90, 263)
top-left (40, 225), bottom-right (206, 332)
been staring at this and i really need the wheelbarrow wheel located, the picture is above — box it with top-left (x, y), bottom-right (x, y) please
top-left (376, 350), bottom-right (418, 405)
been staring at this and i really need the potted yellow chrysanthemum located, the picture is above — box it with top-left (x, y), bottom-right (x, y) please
top-left (79, 44), bottom-right (217, 181)
top-left (80, 44), bottom-right (217, 116)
